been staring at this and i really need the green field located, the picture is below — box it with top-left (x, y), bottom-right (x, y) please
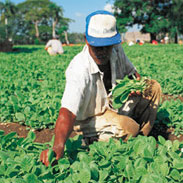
top-left (1, 44), bottom-right (182, 131)
top-left (0, 44), bottom-right (183, 182)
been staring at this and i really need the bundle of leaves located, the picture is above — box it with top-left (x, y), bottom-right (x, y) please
top-left (112, 76), bottom-right (147, 109)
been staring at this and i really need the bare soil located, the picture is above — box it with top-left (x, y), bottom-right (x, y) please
top-left (0, 94), bottom-right (182, 144)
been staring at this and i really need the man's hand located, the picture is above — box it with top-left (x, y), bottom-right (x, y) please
top-left (40, 149), bottom-right (50, 167)
top-left (129, 71), bottom-right (141, 97)
top-left (40, 107), bottom-right (76, 167)
top-left (129, 90), bottom-right (141, 97)
top-left (40, 146), bottom-right (64, 167)
top-left (134, 71), bottom-right (141, 81)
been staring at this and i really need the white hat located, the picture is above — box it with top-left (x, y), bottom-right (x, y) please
top-left (85, 10), bottom-right (121, 47)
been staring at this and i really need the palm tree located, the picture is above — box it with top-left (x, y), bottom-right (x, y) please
top-left (0, 0), bottom-right (16, 39)
top-left (48, 2), bottom-right (63, 38)
top-left (48, 2), bottom-right (73, 44)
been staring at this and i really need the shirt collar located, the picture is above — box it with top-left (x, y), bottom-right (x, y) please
top-left (84, 44), bottom-right (117, 76)
top-left (85, 45), bottom-right (101, 74)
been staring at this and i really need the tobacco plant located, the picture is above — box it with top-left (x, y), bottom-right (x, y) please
top-left (112, 76), bottom-right (147, 109)
top-left (1, 131), bottom-right (183, 182)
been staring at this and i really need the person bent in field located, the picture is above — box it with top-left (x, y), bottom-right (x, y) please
top-left (40, 10), bottom-right (161, 166)
top-left (45, 35), bottom-right (64, 56)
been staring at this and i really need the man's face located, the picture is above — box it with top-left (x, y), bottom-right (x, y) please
top-left (88, 45), bottom-right (113, 65)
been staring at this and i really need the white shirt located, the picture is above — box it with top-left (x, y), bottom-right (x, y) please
top-left (61, 44), bottom-right (136, 121)
top-left (45, 39), bottom-right (64, 54)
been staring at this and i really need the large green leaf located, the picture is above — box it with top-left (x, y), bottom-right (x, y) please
top-left (24, 173), bottom-right (40, 183)
top-left (99, 169), bottom-right (108, 182)
top-left (170, 169), bottom-right (180, 180)
top-left (15, 112), bottom-right (25, 121)
top-left (112, 95), bottom-right (123, 109)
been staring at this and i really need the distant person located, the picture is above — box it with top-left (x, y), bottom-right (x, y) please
top-left (45, 36), bottom-right (64, 55)
top-left (164, 36), bottom-right (169, 44)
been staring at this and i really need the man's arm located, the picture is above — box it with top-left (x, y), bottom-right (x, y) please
top-left (40, 107), bottom-right (76, 166)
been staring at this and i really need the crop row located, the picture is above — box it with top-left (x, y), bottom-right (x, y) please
top-left (0, 44), bottom-right (183, 133)
top-left (0, 130), bottom-right (183, 183)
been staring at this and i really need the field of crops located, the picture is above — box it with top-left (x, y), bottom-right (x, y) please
top-left (0, 44), bottom-right (183, 182)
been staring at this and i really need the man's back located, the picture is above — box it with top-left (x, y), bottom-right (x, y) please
top-left (45, 39), bottom-right (64, 54)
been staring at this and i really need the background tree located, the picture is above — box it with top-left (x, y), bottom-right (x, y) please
top-left (48, 2), bottom-right (63, 38)
top-left (113, 0), bottom-right (171, 42)
top-left (67, 32), bottom-right (85, 44)
top-left (168, 0), bottom-right (183, 43)
top-left (57, 17), bottom-right (73, 44)
top-left (17, 0), bottom-right (50, 41)
top-left (0, 0), bottom-right (16, 39)
top-left (48, 2), bottom-right (73, 44)
top-left (15, 0), bottom-right (72, 44)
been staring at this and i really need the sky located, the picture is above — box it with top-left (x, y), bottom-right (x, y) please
top-left (7, 0), bottom-right (139, 33)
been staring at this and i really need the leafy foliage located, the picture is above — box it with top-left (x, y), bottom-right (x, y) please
top-left (123, 43), bottom-right (183, 96)
top-left (156, 99), bottom-right (183, 136)
top-left (1, 44), bottom-right (182, 135)
top-left (0, 45), bottom-right (83, 129)
top-left (0, 132), bottom-right (183, 182)
top-left (113, 0), bottom-right (183, 42)
top-left (0, 43), bottom-right (183, 182)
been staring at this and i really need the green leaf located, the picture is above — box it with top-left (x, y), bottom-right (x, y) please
top-left (143, 147), bottom-right (153, 160)
top-left (172, 140), bottom-right (180, 151)
top-left (10, 95), bottom-right (18, 104)
top-left (90, 162), bottom-right (99, 181)
top-left (25, 173), bottom-right (40, 183)
top-left (159, 163), bottom-right (169, 176)
top-left (112, 82), bottom-right (127, 97)
top-left (0, 151), bottom-right (10, 161)
top-left (158, 136), bottom-right (166, 145)
top-left (3, 131), bottom-right (17, 142)
top-left (99, 170), bottom-right (108, 182)
top-left (135, 166), bottom-right (147, 178)
top-left (118, 156), bottom-right (127, 170)
top-left (164, 140), bottom-right (172, 149)
top-left (0, 165), bottom-right (6, 176)
top-left (79, 168), bottom-right (91, 183)
top-left (148, 136), bottom-right (157, 150)
top-left (168, 151), bottom-right (180, 160)
top-left (120, 90), bottom-right (129, 104)
top-left (133, 140), bottom-right (142, 155)
top-left (0, 130), bottom-right (4, 136)
top-left (125, 161), bottom-right (134, 178)
top-left (173, 159), bottom-right (183, 170)
top-left (20, 156), bottom-right (33, 173)
top-left (78, 152), bottom-right (90, 163)
top-left (141, 173), bottom-right (162, 183)
top-left (58, 158), bottom-right (70, 171)
top-left (15, 112), bottom-right (25, 121)
top-left (48, 148), bottom-right (55, 163)
top-left (99, 159), bottom-right (111, 169)
top-left (13, 178), bottom-right (26, 183)
top-left (26, 131), bottom-right (36, 142)
top-left (0, 178), bottom-right (6, 183)
top-left (24, 106), bottom-right (31, 114)
top-left (170, 169), bottom-right (180, 180)
top-left (112, 95), bottom-right (123, 109)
